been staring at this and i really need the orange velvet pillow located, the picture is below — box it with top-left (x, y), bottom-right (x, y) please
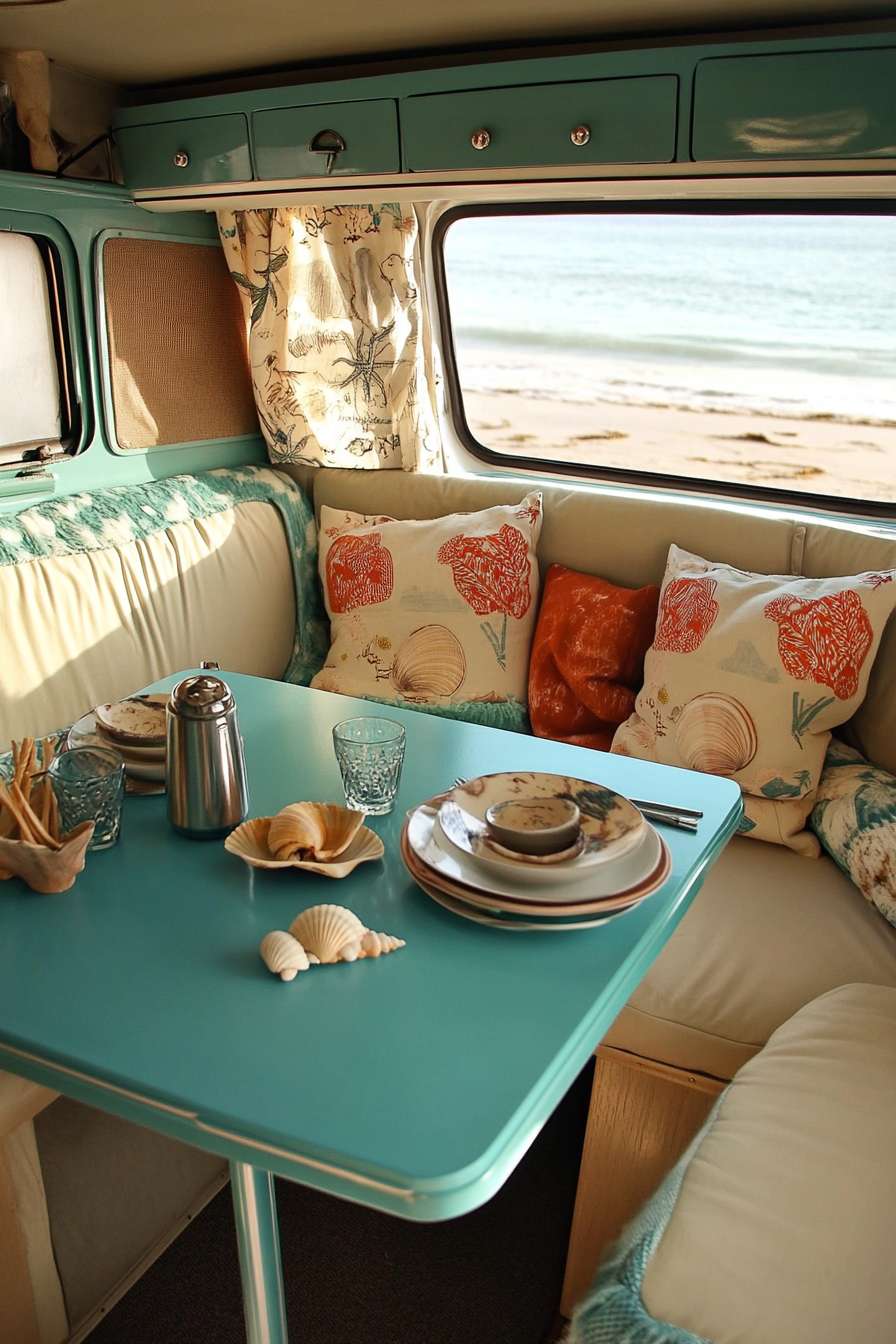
top-left (529, 564), bottom-right (661, 751)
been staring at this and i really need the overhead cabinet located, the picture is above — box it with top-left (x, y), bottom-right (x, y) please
top-left (692, 47), bottom-right (896, 160)
top-left (401, 76), bottom-right (678, 171)
top-left (252, 99), bottom-right (400, 178)
top-left (115, 114), bottom-right (252, 189)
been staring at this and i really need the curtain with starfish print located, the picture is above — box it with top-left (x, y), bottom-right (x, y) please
top-left (216, 205), bottom-right (442, 471)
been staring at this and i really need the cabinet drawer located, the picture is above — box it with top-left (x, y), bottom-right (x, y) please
top-left (253, 100), bottom-right (399, 178)
top-left (115, 114), bottom-right (252, 189)
top-left (402, 76), bottom-right (677, 171)
top-left (692, 47), bottom-right (896, 160)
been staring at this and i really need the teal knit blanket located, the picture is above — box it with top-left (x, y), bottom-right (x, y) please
top-left (0, 465), bottom-right (330, 686)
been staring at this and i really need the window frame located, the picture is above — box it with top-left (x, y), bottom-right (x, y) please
top-left (432, 198), bottom-right (896, 521)
top-left (0, 211), bottom-right (86, 475)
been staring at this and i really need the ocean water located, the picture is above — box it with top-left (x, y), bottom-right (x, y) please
top-left (442, 213), bottom-right (896, 425)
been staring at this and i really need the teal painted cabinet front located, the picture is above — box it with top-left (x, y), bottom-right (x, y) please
top-left (115, 114), bottom-right (252, 189)
top-left (692, 47), bottom-right (896, 160)
top-left (253, 100), bottom-right (399, 178)
top-left (402, 75), bottom-right (678, 170)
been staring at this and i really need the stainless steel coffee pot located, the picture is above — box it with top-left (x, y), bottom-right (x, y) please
top-left (166, 673), bottom-right (249, 839)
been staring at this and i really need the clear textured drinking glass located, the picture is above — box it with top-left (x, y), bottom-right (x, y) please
top-left (49, 746), bottom-right (125, 850)
top-left (332, 717), bottom-right (406, 815)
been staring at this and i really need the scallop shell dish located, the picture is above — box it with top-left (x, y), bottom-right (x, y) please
top-left (225, 802), bottom-right (384, 877)
top-left (260, 904), bottom-right (405, 979)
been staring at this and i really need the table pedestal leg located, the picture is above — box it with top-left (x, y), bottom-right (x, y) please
top-left (230, 1161), bottom-right (290, 1344)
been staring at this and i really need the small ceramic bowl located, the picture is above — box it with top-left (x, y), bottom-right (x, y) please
top-left (485, 796), bottom-right (581, 856)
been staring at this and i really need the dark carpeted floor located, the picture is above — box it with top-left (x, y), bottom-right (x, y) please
top-left (87, 1060), bottom-right (592, 1344)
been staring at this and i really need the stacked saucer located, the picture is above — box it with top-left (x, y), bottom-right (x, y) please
top-left (68, 694), bottom-right (169, 787)
top-left (401, 771), bottom-right (671, 931)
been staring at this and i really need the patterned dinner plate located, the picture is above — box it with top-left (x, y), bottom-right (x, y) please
top-left (438, 771), bottom-right (646, 888)
top-left (403, 807), bottom-right (670, 916)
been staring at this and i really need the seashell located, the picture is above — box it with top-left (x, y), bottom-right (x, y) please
top-left (289, 903), bottom-right (368, 964)
top-left (0, 823), bottom-right (94, 894)
top-left (268, 802), bottom-right (365, 861)
top-left (390, 624), bottom-right (466, 698)
top-left (356, 929), bottom-right (406, 959)
top-left (259, 930), bottom-right (319, 980)
top-left (674, 692), bottom-right (758, 776)
top-left (225, 817), bottom-right (384, 877)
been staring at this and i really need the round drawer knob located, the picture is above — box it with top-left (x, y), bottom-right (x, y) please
top-left (471, 129), bottom-right (491, 151)
top-left (570, 124), bottom-right (591, 147)
top-left (173, 150), bottom-right (190, 168)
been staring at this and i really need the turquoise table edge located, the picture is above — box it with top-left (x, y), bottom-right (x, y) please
top-left (0, 671), bottom-right (743, 1226)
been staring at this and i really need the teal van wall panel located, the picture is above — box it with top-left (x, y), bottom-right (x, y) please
top-left (402, 76), bottom-right (678, 171)
top-left (253, 99), bottom-right (399, 178)
top-left (0, 173), bottom-right (265, 512)
top-left (115, 114), bottom-right (252, 190)
top-left (692, 47), bottom-right (896, 160)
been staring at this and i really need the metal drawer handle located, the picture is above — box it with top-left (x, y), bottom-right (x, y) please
top-left (173, 150), bottom-right (190, 168)
top-left (570, 124), bottom-right (591, 147)
top-left (309, 128), bottom-right (346, 174)
top-left (471, 129), bottom-right (491, 150)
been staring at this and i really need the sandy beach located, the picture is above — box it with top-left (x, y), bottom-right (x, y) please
top-left (461, 390), bottom-right (896, 504)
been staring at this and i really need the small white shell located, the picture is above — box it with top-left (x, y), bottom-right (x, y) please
top-left (260, 930), bottom-right (317, 980)
top-left (289, 904), bottom-right (367, 964)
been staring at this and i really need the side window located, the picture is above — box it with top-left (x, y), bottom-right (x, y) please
top-left (0, 232), bottom-right (75, 470)
top-left (437, 205), bottom-right (896, 514)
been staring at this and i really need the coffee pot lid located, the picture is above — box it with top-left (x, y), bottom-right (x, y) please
top-left (169, 674), bottom-right (234, 719)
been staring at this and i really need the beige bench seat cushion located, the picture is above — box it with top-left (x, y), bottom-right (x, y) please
top-left (605, 836), bottom-right (896, 1078)
top-left (641, 983), bottom-right (896, 1344)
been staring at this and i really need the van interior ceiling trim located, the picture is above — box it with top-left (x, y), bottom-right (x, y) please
top-left (129, 165), bottom-right (896, 213)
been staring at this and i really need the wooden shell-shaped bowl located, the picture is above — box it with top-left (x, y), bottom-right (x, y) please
top-left (0, 822), bottom-right (94, 894)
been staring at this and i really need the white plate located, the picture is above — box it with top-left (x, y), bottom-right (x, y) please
top-left (67, 714), bottom-right (167, 781)
top-left (402, 815), bottom-right (666, 918)
top-left (408, 805), bottom-right (662, 904)
top-left (410, 870), bottom-right (637, 931)
top-left (438, 771), bottom-right (646, 888)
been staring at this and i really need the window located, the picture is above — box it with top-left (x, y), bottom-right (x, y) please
top-left (0, 231), bottom-right (77, 469)
top-left (438, 205), bottom-right (896, 512)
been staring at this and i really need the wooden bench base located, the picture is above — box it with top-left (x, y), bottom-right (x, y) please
top-left (0, 1072), bottom-right (64, 1344)
top-left (560, 1045), bottom-right (726, 1317)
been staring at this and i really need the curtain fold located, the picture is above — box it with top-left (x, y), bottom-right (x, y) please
top-left (217, 205), bottom-right (442, 472)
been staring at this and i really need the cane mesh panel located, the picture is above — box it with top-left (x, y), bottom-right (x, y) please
top-left (103, 237), bottom-right (257, 450)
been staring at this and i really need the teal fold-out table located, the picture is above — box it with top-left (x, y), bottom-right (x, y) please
top-left (0, 672), bottom-right (742, 1343)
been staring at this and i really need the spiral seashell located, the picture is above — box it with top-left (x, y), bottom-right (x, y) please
top-left (390, 624), bottom-right (466, 698)
top-left (259, 930), bottom-right (319, 980)
top-left (674, 692), bottom-right (758, 776)
top-left (289, 903), bottom-right (367, 964)
top-left (268, 802), bottom-right (365, 861)
top-left (357, 929), bottom-right (406, 959)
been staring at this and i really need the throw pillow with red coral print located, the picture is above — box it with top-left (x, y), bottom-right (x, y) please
top-left (611, 545), bottom-right (896, 854)
top-left (310, 494), bottom-right (543, 718)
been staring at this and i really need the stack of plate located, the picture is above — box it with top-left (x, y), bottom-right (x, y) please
top-left (67, 694), bottom-right (169, 786)
top-left (401, 771), bottom-right (671, 931)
